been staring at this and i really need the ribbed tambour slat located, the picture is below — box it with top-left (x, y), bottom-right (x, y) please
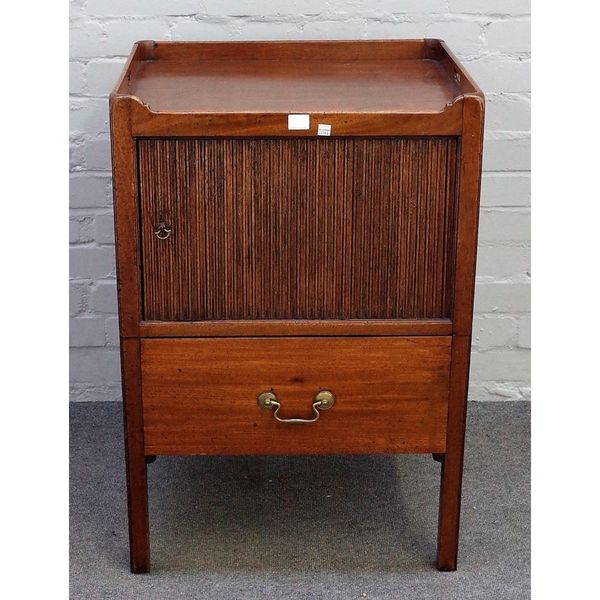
top-left (138, 137), bottom-right (460, 321)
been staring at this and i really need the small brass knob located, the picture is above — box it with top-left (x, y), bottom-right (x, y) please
top-left (314, 390), bottom-right (335, 409)
top-left (154, 221), bottom-right (172, 240)
top-left (257, 391), bottom-right (277, 409)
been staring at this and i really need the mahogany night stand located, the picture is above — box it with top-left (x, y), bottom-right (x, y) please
top-left (109, 39), bottom-right (484, 573)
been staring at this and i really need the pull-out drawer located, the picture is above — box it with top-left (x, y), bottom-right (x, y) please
top-left (141, 336), bottom-right (451, 455)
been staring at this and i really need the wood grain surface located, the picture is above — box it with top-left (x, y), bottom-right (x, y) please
top-left (141, 336), bottom-right (451, 455)
top-left (128, 58), bottom-right (461, 115)
top-left (110, 39), bottom-right (485, 573)
top-left (119, 338), bottom-right (150, 572)
top-left (139, 137), bottom-right (460, 322)
top-left (139, 319), bottom-right (452, 337)
top-left (437, 94), bottom-right (485, 572)
top-left (113, 40), bottom-right (473, 137)
top-left (109, 98), bottom-right (142, 337)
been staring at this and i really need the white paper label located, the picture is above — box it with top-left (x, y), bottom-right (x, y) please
top-left (288, 114), bottom-right (310, 130)
top-left (317, 123), bottom-right (332, 136)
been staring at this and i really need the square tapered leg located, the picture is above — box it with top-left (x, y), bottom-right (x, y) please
top-left (121, 338), bottom-right (150, 573)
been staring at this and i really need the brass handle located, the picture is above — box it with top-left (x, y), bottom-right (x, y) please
top-left (257, 390), bottom-right (335, 424)
top-left (154, 221), bottom-right (172, 240)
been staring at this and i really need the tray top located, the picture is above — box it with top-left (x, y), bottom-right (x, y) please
top-left (128, 58), bottom-right (460, 114)
top-left (115, 40), bottom-right (479, 115)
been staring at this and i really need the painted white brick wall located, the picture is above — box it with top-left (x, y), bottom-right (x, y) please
top-left (69, 0), bottom-right (531, 402)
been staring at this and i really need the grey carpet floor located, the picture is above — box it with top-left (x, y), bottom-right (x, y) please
top-left (70, 402), bottom-right (530, 600)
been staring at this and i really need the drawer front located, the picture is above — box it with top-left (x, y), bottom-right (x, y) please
top-left (141, 337), bottom-right (451, 455)
top-left (138, 138), bottom-right (459, 322)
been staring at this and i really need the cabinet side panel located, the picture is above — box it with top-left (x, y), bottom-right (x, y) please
top-left (110, 98), bottom-right (142, 336)
top-left (452, 96), bottom-right (484, 334)
top-left (139, 137), bottom-right (459, 321)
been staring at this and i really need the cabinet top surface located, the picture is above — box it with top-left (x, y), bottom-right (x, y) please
top-left (114, 40), bottom-right (480, 115)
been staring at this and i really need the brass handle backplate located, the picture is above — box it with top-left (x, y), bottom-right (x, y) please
top-left (154, 221), bottom-right (172, 240)
top-left (257, 390), bottom-right (335, 424)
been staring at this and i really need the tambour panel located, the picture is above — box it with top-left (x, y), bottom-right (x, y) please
top-left (138, 137), bottom-right (459, 321)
